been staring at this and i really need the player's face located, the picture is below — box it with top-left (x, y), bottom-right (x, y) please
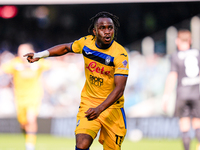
top-left (18, 44), bottom-right (34, 62)
top-left (93, 17), bottom-right (115, 48)
top-left (176, 32), bottom-right (191, 51)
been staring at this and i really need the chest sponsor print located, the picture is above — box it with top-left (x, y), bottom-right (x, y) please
top-left (86, 61), bottom-right (111, 76)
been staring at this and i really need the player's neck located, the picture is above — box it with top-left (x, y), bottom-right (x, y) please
top-left (95, 40), bottom-right (113, 49)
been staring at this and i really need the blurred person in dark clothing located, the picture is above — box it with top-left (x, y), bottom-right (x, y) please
top-left (163, 29), bottom-right (200, 150)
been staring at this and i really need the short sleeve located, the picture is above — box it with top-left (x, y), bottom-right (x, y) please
top-left (114, 50), bottom-right (129, 77)
top-left (71, 36), bottom-right (86, 54)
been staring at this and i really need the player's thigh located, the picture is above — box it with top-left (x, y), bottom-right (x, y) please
top-left (174, 100), bottom-right (187, 117)
top-left (191, 99), bottom-right (200, 117)
top-left (179, 117), bottom-right (191, 132)
top-left (189, 99), bottom-right (200, 129)
top-left (26, 102), bottom-right (40, 123)
top-left (99, 108), bottom-right (127, 150)
top-left (75, 106), bottom-right (101, 140)
top-left (99, 127), bottom-right (125, 150)
top-left (16, 103), bottom-right (27, 125)
top-left (176, 99), bottom-right (191, 128)
top-left (17, 99), bottom-right (40, 124)
top-left (192, 118), bottom-right (200, 129)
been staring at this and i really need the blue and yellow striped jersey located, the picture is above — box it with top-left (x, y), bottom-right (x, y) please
top-left (71, 35), bottom-right (129, 108)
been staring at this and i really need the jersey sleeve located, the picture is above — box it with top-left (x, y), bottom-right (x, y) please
top-left (114, 50), bottom-right (129, 77)
top-left (71, 36), bottom-right (86, 54)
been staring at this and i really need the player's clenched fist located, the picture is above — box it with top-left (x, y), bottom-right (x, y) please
top-left (85, 108), bottom-right (101, 121)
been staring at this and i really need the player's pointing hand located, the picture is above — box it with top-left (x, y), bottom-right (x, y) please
top-left (23, 53), bottom-right (40, 63)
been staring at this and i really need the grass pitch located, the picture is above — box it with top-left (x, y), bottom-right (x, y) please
top-left (0, 134), bottom-right (198, 150)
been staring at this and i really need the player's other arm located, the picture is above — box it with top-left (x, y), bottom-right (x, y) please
top-left (23, 43), bottom-right (72, 63)
top-left (163, 71), bottom-right (177, 97)
top-left (162, 71), bottom-right (177, 111)
top-left (85, 75), bottom-right (127, 120)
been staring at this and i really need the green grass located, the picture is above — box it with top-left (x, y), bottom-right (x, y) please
top-left (0, 134), bottom-right (199, 150)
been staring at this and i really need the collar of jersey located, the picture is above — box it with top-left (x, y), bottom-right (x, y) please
top-left (95, 40), bottom-right (114, 49)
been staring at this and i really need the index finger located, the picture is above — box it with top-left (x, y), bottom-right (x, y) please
top-left (23, 53), bottom-right (29, 57)
top-left (23, 53), bottom-right (33, 57)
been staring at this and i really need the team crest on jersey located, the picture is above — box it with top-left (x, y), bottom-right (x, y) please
top-left (105, 56), bottom-right (111, 65)
top-left (76, 120), bottom-right (80, 127)
top-left (122, 60), bottom-right (128, 67)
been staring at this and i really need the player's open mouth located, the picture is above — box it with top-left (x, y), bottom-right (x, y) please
top-left (104, 37), bottom-right (111, 42)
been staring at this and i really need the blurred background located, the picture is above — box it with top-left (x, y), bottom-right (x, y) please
top-left (0, 0), bottom-right (200, 146)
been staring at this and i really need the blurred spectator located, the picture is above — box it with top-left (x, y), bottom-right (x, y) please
top-left (0, 49), bottom-right (85, 118)
top-left (0, 50), bottom-right (15, 117)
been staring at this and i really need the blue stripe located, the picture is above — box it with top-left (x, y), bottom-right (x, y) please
top-left (70, 43), bottom-right (73, 52)
top-left (120, 107), bottom-right (127, 129)
top-left (83, 46), bottom-right (114, 63)
top-left (76, 146), bottom-right (89, 150)
top-left (114, 74), bottom-right (128, 77)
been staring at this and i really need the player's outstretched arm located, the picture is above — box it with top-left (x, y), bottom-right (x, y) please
top-left (85, 75), bottom-right (127, 120)
top-left (23, 43), bottom-right (72, 63)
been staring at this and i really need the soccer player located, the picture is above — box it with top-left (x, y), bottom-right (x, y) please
top-left (163, 29), bottom-right (200, 150)
top-left (24, 11), bottom-right (129, 150)
top-left (1, 43), bottom-right (50, 150)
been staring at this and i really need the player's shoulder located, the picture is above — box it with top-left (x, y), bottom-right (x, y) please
top-left (1, 57), bottom-right (20, 70)
top-left (170, 51), bottom-right (178, 57)
top-left (169, 50), bottom-right (181, 61)
top-left (188, 48), bottom-right (199, 54)
top-left (9, 57), bottom-right (21, 64)
top-left (85, 35), bottom-right (94, 40)
top-left (176, 48), bottom-right (200, 59)
top-left (78, 35), bottom-right (94, 41)
top-left (75, 35), bottom-right (95, 47)
top-left (113, 41), bottom-right (125, 49)
top-left (113, 41), bottom-right (128, 56)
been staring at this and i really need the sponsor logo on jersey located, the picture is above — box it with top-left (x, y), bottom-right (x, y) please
top-left (120, 53), bottom-right (127, 57)
top-left (76, 120), bottom-right (80, 127)
top-left (122, 60), bottom-right (128, 67)
top-left (85, 51), bottom-right (92, 55)
top-left (86, 62), bottom-right (110, 76)
top-left (105, 56), bottom-right (111, 65)
top-left (89, 75), bottom-right (103, 86)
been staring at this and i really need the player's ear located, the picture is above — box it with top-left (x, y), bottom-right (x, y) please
top-left (93, 28), bottom-right (96, 36)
